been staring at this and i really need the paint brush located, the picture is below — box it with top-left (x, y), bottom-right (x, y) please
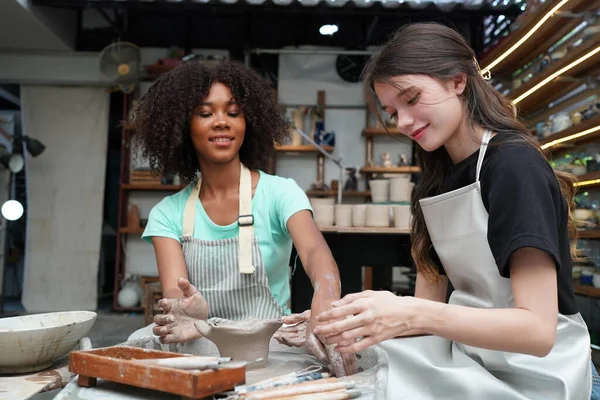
top-left (235, 372), bottom-right (330, 394)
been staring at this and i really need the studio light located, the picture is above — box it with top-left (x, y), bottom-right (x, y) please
top-left (0, 153), bottom-right (24, 173)
top-left (319, 24), bottom-right (338, 36)
top-left (1, 200), bottom-right (23, 221)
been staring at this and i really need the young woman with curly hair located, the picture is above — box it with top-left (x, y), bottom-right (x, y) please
top-left (127, 59), bottom-right (355, 377)
top-left (314, 22), bottom-right (600, 398)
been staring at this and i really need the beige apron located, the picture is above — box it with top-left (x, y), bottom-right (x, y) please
top-left (128, 163), bottom-right (284, 341)
top-left (378, 130), bottom-right (592, 399)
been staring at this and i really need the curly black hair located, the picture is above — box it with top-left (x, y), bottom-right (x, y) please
top-left (132, 60), bottom-right (289, 183)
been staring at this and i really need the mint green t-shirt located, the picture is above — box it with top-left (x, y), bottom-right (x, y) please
top-left (141, 170), bottom-right (312, 314)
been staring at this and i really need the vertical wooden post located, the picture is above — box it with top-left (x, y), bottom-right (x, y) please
top-left (316, 90), bottom-right (326, 183)
top-left (113, 93), bottom-right (130, 311)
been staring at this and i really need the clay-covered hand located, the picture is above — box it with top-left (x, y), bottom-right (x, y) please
top-left (273, 310), bottom-right (311, 347)
top-left (309, 296), bottom-right (358, 377)
top-left (314, 290), bottom-right (419, 353)
top-left (153, 277), bottom-right (209, 344)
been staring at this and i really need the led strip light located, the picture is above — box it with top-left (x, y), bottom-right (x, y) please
top-left (514, 45), bottom-right (600, 104)
top-left (482, 0), bottom-right (571, 74)
top-left (574, 177), bottom-right (600, 187)
top-left (541, 124), bottom-right (600, 150)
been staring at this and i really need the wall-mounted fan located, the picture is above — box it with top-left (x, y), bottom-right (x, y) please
top-left (99, 41), bottom-right (142, 94)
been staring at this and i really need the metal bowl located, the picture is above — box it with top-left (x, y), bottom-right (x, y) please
top-left (0, 311), bottom-right (97, 374)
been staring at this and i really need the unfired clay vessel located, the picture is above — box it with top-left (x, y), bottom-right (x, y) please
top-left (194, 318), bottom-right (283, 369)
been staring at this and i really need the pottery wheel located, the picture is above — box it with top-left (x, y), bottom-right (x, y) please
top-left (123, 336), bottom-right (385, 397)
top-left (245, 350), bottom-right (324, 385)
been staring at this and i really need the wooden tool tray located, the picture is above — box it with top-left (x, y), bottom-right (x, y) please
top-left (68, 345), bottom-right (245, 399)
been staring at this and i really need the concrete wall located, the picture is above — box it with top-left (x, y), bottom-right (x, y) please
top-left (20, 86), bottom-right (109, 312)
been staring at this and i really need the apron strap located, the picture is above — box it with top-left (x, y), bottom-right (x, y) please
top-left (183, 180), bottom-right (201, 237)
top-left (475, 129), bottom-right (493, 183)
top-left (181, 164), bottom-right (255, 274)
top-left (238, 164), bottom-right (256, 274)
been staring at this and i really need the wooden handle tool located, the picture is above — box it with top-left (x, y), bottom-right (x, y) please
top-left (241, 378), bottom-right (356, 400)
top-left (276, 389), bottom-right (362, 400)
top-left (132, 356), bottom-right (230, 369)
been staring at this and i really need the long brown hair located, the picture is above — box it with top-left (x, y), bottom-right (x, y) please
top-left (362, 22), bottom-right (580, 282)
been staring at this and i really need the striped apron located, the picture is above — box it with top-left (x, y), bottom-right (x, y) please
top-left (181, 163), bottom-right (284, 321)
top-left (128, 163), bottom-right (284, 341)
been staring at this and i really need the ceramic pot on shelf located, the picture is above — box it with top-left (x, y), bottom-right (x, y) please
top-left (352, 205), bottom-right (366, 227)
top-left (369, 179), bottom-right (389, 203)
top-left (390, 176), bottom-right (414, 202)
top-left (366, 205), bottom-right (390, 227)
top-left (335, 205), bottom-right (353, 227)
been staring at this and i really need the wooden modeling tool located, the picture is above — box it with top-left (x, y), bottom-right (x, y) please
top-left (132, 356), bottom-right (230, 369)
top-left (277, 389), bottom-right (361, 400)
top-left (240, 377), bottom-right (356, 400)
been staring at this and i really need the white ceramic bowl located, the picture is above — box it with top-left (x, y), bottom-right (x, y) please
top-left (0, 311), bottom-right (97, 373)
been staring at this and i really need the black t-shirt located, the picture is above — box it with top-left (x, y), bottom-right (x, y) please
top-left (430, 134), bottom-right (578, 316)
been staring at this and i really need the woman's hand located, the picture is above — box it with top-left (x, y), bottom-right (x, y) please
top-left (274, 310), bottom-right (311, 347)
top-left (153, 277), bottom-right (209, 344)
top-left (309, 295), bottom-right (358, 377)
top-left (314, 290), bottom-right (423, 353)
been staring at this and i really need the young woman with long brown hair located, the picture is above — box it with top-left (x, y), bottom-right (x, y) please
top-left (313, 22), bottom-right (600, 399)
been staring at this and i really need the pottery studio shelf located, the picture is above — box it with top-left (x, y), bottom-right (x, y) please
top-left (538, 114), bottom-right (600, 151)
top-left (574, 284), bottom-right (600, 299)
top-left (360, 166), bottom-right (420, 174)
top-left (362, 127), bottom-right (403, 137)
top-left (507, 34), bottom-right (600, 116)
top-left (573, 171), bottom-right (600, 188)
top-left (479, 0), bottom-right (596, 78)
top-left (319, 226), bottom-right (410, 234)
top-left (275, 144), bottom-right (334, 153)
top-left (307, 190), bottom-right (372, 198)
top-left (525, 87), bottom-right (600, 129)
top-left (577, 230), bottom-right (600, 239)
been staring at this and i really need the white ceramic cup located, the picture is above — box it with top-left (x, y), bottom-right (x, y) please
top-left (313, 204), bottom-right (335, 226)
top-left (392, 205), bottom-right (411, 229)
top-left (335, 205), bottom-right (353, 227)
top-left (309, 197), bottom-right (335, 206)
top-left (352, 205), bottom-right (366, 227)
top-left (389, 177), bottom-right (411, 202)
top-left (369, 179), bottom-right (390, 203)
top-left (366, 204), bottom-right (390, 227)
